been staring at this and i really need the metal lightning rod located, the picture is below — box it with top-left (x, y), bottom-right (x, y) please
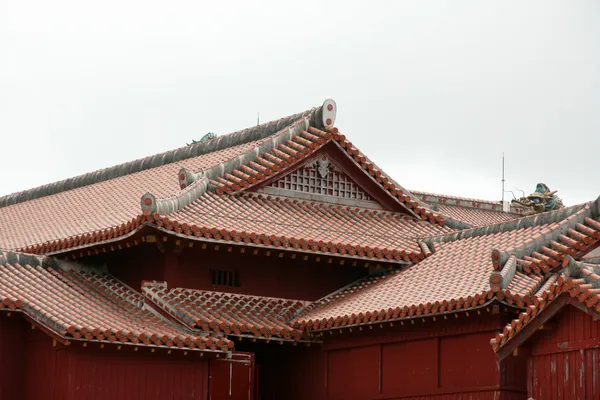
top-left (501, 153), bottom-right (505, 204)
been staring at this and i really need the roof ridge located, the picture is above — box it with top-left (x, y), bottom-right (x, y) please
top-left (0, 249), bottom-right (58, 269)
top-left (170, 287), bottom-right (310, 304)
top-left (0, 106), bottom-right (319, 208)
top-left (411, 189), bottom-right (502, 205)
top-left (423, 202), bottom-right (591, 247)
top-left (489, 205), bottom-right (592, 268)
top-left (411, 189), bottom-right (524, 213)
top-left (140, 112), bottom-right (319, 216)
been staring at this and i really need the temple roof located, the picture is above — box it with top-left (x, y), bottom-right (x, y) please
top-left (1, 98), bottom-right (596, 352)
top-left (1, 99), bottom-right (475, 262)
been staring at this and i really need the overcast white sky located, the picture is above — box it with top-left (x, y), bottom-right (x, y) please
top-left (1, 1), bottom-right (598, 205)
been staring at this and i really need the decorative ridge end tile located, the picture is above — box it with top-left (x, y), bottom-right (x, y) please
top-left (533, 273), bottom-right (559, 297)
top-left (0, 104), bottom-right (324, 209)
top-left (490, 253), bottom-right (517, 292)
top-left (0, 249), bottom-right (55, 270)
top-left (592, 194), bottom-right (600, 217)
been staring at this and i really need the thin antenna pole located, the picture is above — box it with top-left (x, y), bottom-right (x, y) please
top-left (257, 112), bottom-right (260, 126)
top-left (502, 152), bottom-right (505, 203)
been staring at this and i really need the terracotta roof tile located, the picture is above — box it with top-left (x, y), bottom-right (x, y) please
top-left (294, 200), bottom-right (600, 331)
top-left (0, 251), bottom-right (232, 352)
top-left (142, 283), bottom-right (307, 341)
top-left (293, 227), bottom-right (546, 330)
top-left (411, 190), bottom-right (525, 227)
top-left (151, 193), bottom-right (453, 262)
top-left (435, 204), bottom-right (520, 227)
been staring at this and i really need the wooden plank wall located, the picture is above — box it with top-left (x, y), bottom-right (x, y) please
top-left (528, 305), bottom-right (600, 399)
top-left (0, 315), bottom-right (26, 400)
top-left (324, 327), bottom-right (525, 399)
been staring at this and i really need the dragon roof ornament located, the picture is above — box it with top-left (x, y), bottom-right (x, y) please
top-left (512, 183), bottom-right (564, 215)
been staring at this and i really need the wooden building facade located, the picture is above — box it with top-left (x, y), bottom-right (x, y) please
top-left (0, 99), bottom-right (599, 399)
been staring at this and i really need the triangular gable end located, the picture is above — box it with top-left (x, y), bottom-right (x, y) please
top-left (251, 142), bottom-right (414, 214)
top-left (258, 153), bottom-right (376, 207)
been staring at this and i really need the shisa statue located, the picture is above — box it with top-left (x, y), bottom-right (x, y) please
top-left (512, 183), bottom-right (564, 215)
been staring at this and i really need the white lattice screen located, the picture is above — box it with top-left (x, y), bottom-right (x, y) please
top-left (270, 155), bottom-right (372, 200)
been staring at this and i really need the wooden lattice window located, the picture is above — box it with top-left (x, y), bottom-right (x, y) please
top-left (270, 155), bottom-right (372, 200)
top-left (209, 269), bottom-right (240, 287)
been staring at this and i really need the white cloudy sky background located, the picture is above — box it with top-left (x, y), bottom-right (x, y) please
top-left (1, 1), bottom-right (598, 205)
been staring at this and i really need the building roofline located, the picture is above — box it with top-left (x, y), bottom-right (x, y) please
top-left (0, 106), bottom-right (320, 208)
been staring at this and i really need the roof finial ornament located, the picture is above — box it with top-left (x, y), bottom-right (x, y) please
top-left (512, 183), bottom-right (564, 215)
top-left (320, 99), bottom-right (337, 128)
top-left (187, 132), bottom-right (216, 146)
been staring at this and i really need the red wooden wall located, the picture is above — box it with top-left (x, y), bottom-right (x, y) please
top-left (210, 353), bottom-right (255, 400)
top-left (0, 315), bottom-right (26, 400)
top-left (527, 305), bottom-right (600, 400)
top-left (61, 346), bottom-right (210, 400)
top-left (0, 315), bottom-right (214, 400)
top-left (322, 314), bottom-right (527, 400)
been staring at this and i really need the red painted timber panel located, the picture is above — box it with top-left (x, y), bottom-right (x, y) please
top-left (63, 346), bottom-right (209, 400)
top-left (368, 390), bottom-right (520, 400)
top-left (106, 242), bottom-right (165, 290)
top-left (439, 332), bottom-right (499, 388)
top-left (24, 328), bottom-right (66, 400)
top-left (529, 350), bottom-right (594, 400)
top-left (323, 314), bottom-right (508, 351)
top-left (526, 306), bottom-right (600, 399)
top-left (0, 315), bottom-right (26, 400)
top-left (327, 345), bottom-right (380, 400)
top-left (381, 338), bottom-right (438, 396)
top-left (209, 352), bottom-right (254, 400)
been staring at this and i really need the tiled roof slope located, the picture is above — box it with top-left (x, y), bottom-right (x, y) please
top-left (293, 199), bottom-right (600, 331)
top-left (412, 190), bottom-right (524, 227)
top-left (142, 282), bottom-right (307, 341)
top-left (0, 107), bottom-right (321, 250)
top-left (0, 250), bottom-right (232, 352)
top-left (491, 257), bottom-right (600, 353)
top-left (148, 192), bottom-right (452, 262)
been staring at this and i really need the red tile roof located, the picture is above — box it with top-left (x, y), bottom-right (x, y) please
top-left (142, 282), bottom-right (307, 341)
top-left (147, 192), bottom-right (452, 262)
top-left (293, 200), bottom-right (600, 331)
top-left (0, 251), bottom-right (232, 352)
top-left (412, 190), bottom-right (524, 227)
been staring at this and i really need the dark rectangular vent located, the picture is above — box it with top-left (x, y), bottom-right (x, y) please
top-left (209, 269), bottom-right (240, 287)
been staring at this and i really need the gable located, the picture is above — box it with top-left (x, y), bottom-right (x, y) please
top-left (259, 152), bottom-right (378, 208)
top-left (247, 142), bottom-right (420, 215)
